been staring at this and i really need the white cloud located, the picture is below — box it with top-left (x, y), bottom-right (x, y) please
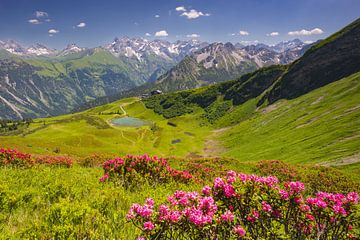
top-left (181, 9), bottom-right (210, 19)
top-left (145, 33), bottom-right (151, 36)
top-left (267, 31), bottom-right (279, 36)
top-left (304, 40), bottom-right (314, 44)
top-left (28, 19), bottom-right (40, 24)
top-left (239, 30), bottom-right (249, 36)
top-left (48, 29), bottom-right (59, 34)
top-left (35, 11), bottom-right (48, 18)
top-left (288, 28), bottom-right (323, 36)
top-left (229, 33), bottom-right (236, 36)
top-left (310, 28), bottom-right (324, 34)
top-left (155, 30), bottom-right (168, 37)
top-left (45, 19), bottom-right (51, 22)
top-left (77, 22), bottom-right (86, 28)
top-left (155, 14), bottom-right (160, 18)
top-left (175, 6), bottom-right (187, 12)
top-left (186, 33), bottom-right (200, 38)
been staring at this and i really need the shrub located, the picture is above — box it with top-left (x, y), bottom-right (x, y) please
top-left (256, 160), bottom-right (299, 182)
top-left (128, 171), bottom-right (359, 239)
top-left (34, 155), bottom-right (73, 168)
top-left (255, 160), bottom-right (359, 194)
top-left (0, 148), bottom-right (33, 167)
top-left (79, 154), bottom-right (111, 167)
top-left (181, 157), bottom-right (229, 182)
top-left (100, 154), bottom-right (195, 189)
top-left (300, 165), bottom-right (360, 195)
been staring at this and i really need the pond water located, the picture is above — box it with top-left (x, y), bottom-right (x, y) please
top-left (111, 117), bottom-right (148, 127)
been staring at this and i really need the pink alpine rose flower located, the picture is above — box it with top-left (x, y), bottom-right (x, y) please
top-left (143, 221), bottom-right (155, 231)
top-left (233, 225), bottom-right (246, 237)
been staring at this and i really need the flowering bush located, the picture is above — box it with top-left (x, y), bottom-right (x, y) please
top-left (256, 160), bottom-right (359, 194)
top-left (99, 154), bottom-right (194, 188)
top-left (0, 148), bottom-right (33, 167)
top-left (79, 154), bottom-right (111, 167)
top-left (256, 160), bottom-right (299, 181)
top-left (34, 155), bottom-right (73, 168)
top-left (0, 148), bottom-right (75, 168)
top-left (300, 165), bottom-right (360, 195)
top-left (181, 157), bottom-right (229, 182)
top-left (127, 171), bottom-right (359, 239)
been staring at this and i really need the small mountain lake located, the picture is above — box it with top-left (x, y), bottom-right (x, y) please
top-left (111, 117), bottom-right (148, 127)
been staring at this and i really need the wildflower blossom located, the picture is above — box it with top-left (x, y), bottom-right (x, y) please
top-left (220, 210), bottom-right (234, 222)
top-left (143, 221), bottom-right (154, 231)
top-left (233, 225), bottom-right (246, 237)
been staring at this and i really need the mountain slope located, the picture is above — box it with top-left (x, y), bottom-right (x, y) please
top-left (144, 18), bottom-right (360, 121)
top-left (77, 40), bottom-right (309, 111)
top-left (0, 39), bottom-right (209, 119)
top-left (263, 18), bottom-right (360, 104)
top-left (138, 18), bottom-right (360, 164)
top-left (0, 49), bottom-right (138, 119)
top-left (151, 41), bottom-right (308, 92)
top-left (220, 72), bottom-right (360, 164)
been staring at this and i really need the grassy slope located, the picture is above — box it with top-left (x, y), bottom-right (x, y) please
top-left (23, 49), bottom-right (131, 77)
top-left (219, 72), bottom-right (360, 164)
top-left (0, 98), bottom-right (212, 157)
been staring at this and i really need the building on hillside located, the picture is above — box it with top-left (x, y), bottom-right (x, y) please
top-left (150, 90), bottom-right (163, 95)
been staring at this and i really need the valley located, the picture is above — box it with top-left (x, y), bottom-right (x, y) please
top-left (0, 97), bottom-right (213, 157)
top-left (1, 72), bottom-right (359, 173)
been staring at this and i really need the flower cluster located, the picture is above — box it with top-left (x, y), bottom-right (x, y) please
top-left (128, 171), bottom-right (359, 239)
top-left (0, 148), bottom-right (33, 167)
top-left (99, 154), bottom-right (195, 188)
top-left (34, 155), bottom-right (73, 168)
top-left (0, 148), bottom-right (76, 168)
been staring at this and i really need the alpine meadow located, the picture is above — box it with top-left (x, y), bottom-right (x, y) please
top-left (0, 1), bottom-right (359, 239)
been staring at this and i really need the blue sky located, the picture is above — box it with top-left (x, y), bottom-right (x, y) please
top-left (0, 0), bottom-right (359, 49)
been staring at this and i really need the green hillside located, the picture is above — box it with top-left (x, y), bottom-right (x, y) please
top-left (220, 72), bottom-right (360, 165)
top-left (263, 18), bottom-right (360, 104)
top-left (0, 47), bottom-right (177, 119)
top-left (0, 97), bottom-right (212, 157)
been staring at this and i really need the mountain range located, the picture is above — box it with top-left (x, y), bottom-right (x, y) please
top-left (0, 37), bottom-right (309, 119)
top-left (144, 18), bottom-right (360, 122)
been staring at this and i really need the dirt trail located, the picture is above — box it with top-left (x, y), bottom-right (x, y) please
top-left (321, 153), bottom-right (360, 167)
top-left (120, 105), bottom-right (127, 116)
top-left (203, 127), bottom-right (231, 157)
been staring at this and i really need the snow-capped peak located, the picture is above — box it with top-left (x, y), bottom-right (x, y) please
top-left (103, 37), bottom-right (208, 62)
top-left (0, 40), bottom-right (27, 55)
top-left (26, 43), bottom-right (57, 56)
top-left (58, 44), bottom-right (85, 56)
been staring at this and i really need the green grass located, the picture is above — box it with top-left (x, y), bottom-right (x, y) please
top-left (0, 165), bottom-right (198, 239)
top-left (0, 97), bottom-right (213, 158)
top-left (218, 72), bottom-right (360, 165)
